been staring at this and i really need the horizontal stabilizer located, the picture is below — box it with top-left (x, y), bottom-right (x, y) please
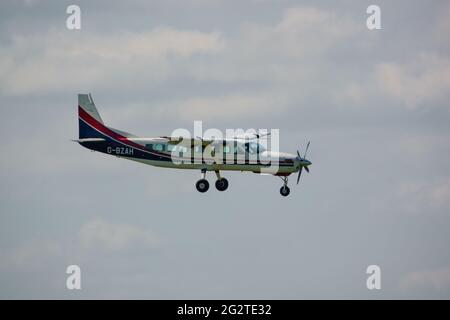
top-left (72, 138), bottom-right (106, 143)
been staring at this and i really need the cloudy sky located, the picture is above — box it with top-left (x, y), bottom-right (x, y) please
top-left (1, 0), bottom-right (450, 299)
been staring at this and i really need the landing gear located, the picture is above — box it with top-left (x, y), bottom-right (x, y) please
top-left (196, 179), bottom-right (209, 193)
top-left (195, 170), bottom-right (230, 193)
top-left (215, 178), bottom-right (229, 191)
top-left (280, 186), bottom-right (290, 197)
top-left (279, 176), bottom-right (290, 197)
top-left (216, 171), bottom-right (228, 191)
top-left (214, 170), bottom-right (228, 191)
top-left (196, 168), bottom-right (209, 193)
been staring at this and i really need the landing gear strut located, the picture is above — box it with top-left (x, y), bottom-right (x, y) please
top-left (196, 169), bottom-right (209, 193)
top-left (214, 171), bottom-right (229, 191)
top-left (279, 176), bottom-right (290, 197)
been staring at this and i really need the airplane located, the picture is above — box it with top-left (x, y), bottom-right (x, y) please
top-left (75, 94), bottom-right (311, 196)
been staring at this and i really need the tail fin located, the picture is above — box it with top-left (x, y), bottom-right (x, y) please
top-left (78, 93), bottom-right (105, 139)
top-left (79, 93), bottom-right (103, 123)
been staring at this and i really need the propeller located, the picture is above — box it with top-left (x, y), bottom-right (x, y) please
top-left (296, 141), bottom-right (311, 185)
top-left (296, 166), bottom-right (303, 184)
top-left (303, 141), bottom-right (310, 158)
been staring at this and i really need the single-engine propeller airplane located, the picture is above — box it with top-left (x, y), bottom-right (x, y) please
top-left (75, 94), bottom-right (311, 196)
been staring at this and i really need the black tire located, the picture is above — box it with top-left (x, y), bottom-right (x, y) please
top-left (215, 178), bottom-right (229, 191)
top-left (196, 179), bottom-right (209, 193)
top-left (280, 186), bottom-right (290, 197)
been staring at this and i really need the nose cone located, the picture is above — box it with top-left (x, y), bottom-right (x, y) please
top-left (294, 157), bottom-right (311, 168)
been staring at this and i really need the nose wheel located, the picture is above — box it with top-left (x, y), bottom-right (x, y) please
top-left (280, 185), bottom-right (290, 196)
top-left (279, 176), bottom-right (290, 197)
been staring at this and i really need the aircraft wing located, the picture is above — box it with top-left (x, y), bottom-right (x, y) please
top-left (160, 136), bottom-right (214, 146)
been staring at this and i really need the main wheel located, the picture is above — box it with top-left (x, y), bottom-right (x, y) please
top-left (215, 178), bottom-right (229, 191)
top-left (196, 179), bottom-right (209, 193)
top-left (280, 186), bottom-right (290, 197)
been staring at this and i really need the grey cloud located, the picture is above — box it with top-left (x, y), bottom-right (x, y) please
top-left (0, 28), bottom-right (224, 95)
top-left (399, 266), bottom-right (450, 297)
top-left (1, 0), bottom-right (450, 299)
top-left (79, 217), bottom-right (159, 252)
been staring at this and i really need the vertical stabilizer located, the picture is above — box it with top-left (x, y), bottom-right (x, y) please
top-left (78, 93), bottom-right (104, 139)
top-left (78, 93), bottom-right (103, 124)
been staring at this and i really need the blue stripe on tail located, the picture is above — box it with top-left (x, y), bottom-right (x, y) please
top-left (79, 118), bottom-right (105, 139)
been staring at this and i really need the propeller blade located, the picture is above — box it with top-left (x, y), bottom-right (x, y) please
top-left (303, 141), bottom-right (310, 158)
top-left (296, 142), bottom-right (310, 185)
top-left (297, 167), bottom-right (303, 184)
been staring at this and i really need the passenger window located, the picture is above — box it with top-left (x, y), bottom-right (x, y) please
top-left (154, 144), bottom-right (164, 151)
top-left (245, 142), bottom-right (258, 154)
top-left (167, 144), bottom-right (175, 152)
